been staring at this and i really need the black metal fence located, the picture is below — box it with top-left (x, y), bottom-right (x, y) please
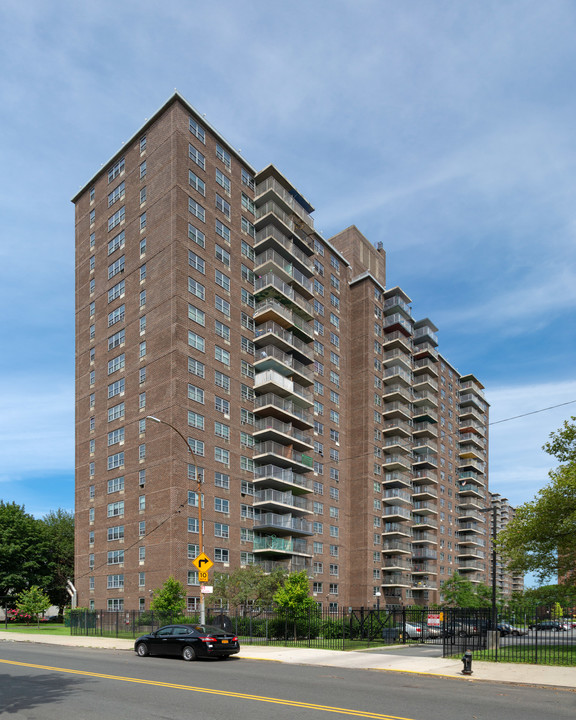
top-left (68, 605), bottom-right (576, 664)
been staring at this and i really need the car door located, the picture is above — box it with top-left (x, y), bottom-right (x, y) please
top-left (151, 626), bottom-right (176, 655)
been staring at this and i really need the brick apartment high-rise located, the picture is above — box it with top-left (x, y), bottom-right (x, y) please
top-left (73, 93), bottom-right (491, 612)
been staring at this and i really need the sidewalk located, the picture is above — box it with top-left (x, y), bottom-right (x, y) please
top-left (0, 631), bottom-right (574, 690)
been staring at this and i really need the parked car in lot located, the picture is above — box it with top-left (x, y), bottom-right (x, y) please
top-left (401, 622), bottom-right (430, 639)
top-left (528, 620), bottom-right (568, 631)
top-left (134, 624), bottom-right (240, 660)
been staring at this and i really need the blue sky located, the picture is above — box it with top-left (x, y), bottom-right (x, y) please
top-left (1, 1), bottom-right (575, 584)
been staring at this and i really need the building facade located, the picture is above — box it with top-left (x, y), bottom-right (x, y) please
top-left (490, 493), bottom-right (524, 599)
top-left (74, 93), bottom-right (490, 611)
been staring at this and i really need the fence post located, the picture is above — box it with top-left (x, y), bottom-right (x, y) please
top-left (402, 606), bottom-right (406, 644)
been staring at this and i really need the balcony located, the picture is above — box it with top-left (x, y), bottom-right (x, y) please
top-left (253, 534), bottom-right (312, 556)
top-left (411, 484), bottom-right (437, 501)
top-left (457, 521), bottom-right (485, 535)
top-left (413, 325), bottom-right (438, 346)
top-left (413, 375), bottom-right (438, 393)
top-left (458, 559), bottom-right (485, 572)
top-left (458, 457), bottom-right (485, 473)
top-left (255, 224), bottom-right (313, 276)
top-left (383, 384), bottom-right (412, 403)
top-left (383, 419), bottom-right (413, 437)
top-left (412, 421), bottom-right (438, 438)
top-left (255, 176), bottom-right (315, 231)
top-left (383, 348), bottom-right (412, 371)
top-left (412, 563), bottom-right (437, 574)
top-left (382, 573), bottom-right (412, 587)
top-left (255, 298), bottom-right (313, 342)
top-left (456, 547), bottom-right (485, 559)
top-left (382, 331), bottom-right (412, 353)
top-left (384, 506), bottom-right (412, 521)
top-left (382, 557), bottom-right (411, 571)
top-left (383, 294), bottom-right (412, 319)
top-left (412, 453), bottom-right (438, 470)
top-left (412, 341), bottom-right (438, 360)
top-left (382, 540), bottom-right (412, 554)
top-left (459, 419), bottom-right (486, 436)
top-left (253, 345), bottom-right (313, 386)
top-left (412, 407), bottom-right (438, 424)
top-left (253, 393), bottom-right (313, 428)
top-left (412, 501), bottom-right (437, 516)
top-left (254, 558), bottom-right (310, 574)
top-left (253, 417), bottom-right (312, 450)
top-left (254, 512), bottom-right (314, 536)
top-left (384, 435), bottom-right (412, 453)
top-left (254, 273), bottom-right (313, 319)
top-left (412, 516), bottom-right (438, 530)
top-left (413, 391), bottom-right (438, 409)
top-left (456, 535), bottom-right (486, 548)
top-left (382, 522), bottom-right (411, 537)
top-left (255, 199), bottom-right (296, 235)
top-left (413, 357), bottom-right (439, 377)
top-left (411, 531), bottom-right (437, 544)
top-left (383, 471), bottom-right (412, 489)
top-left (413, 469), bottom-right (438, 485)
top-left (412, 439), bottom-right (437, 455)
top-left (459, 379), bottom-right (486, 399)
top-left (457, 483), bottom-right (485, 499)
top-left (254, 321), bottom-right (313, 363)
top-left (253, 441), bottom-right (314, 471)
top-left (384, 313), bottom-right (412, 336)
top-left (411, 580), bottom-right (437, 591)
top-left (458, 432), bottom-right (485, 449)
top-left (253, 464), bottom-right (313, 494)
top-left (384, 488), bottom-right (412, 504)
top-left (458, 406), bottom-right (485, 424)
top-left (411, 547), bottom-right (437, 560)
top-left (254, 370), bottom-right (313, 406)
top-left (254, 248), bottom-right (313, 298)
top-left (457, 510), bottom-right (486, 525)
top-left (254, 489), bottom-right (313, 515)
top-left (382, 401), bottom-right (412, 422)
top-left (384, 366), bottom-right (412, 386)
top-left (383, 454), bottom-right (411, 472)
top-left (459, 392), bottom-right (487, 413)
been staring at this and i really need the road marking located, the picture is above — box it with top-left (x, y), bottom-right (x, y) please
top-left (0, 658), bottom-right (415, 719)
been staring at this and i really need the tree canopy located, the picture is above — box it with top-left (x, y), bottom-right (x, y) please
top-left (439, 572), bottom-right (496, 608)
top-left (150, 576), bottom-right (187, 620)
top-left (212, 565), bottom-right (287, 612)
top-left (497, 417), bottom-right (576, 584)
top-left (42, 509), bottom-right (74, 613)
top-left (273, 570), bottom-right (315, 612)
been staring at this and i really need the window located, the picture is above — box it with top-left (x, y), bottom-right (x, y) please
top-left (241, 288), bottom-right (255, 308)
top-left (214, 422), bottom-right (230, 440)
top-left (189, 198), bottom-right (205, 222)
top-left (215, 295), bottom-right (230, 316)
top-left (188, 411), bottom-right (204, 430)
top-left (90, 232), bottom-right (95, 249)
top-left (314, 279), bottom-right (324, 296)
top-left (215, 497), bottom-right (229, 513)
top-left (189, 117), bottom-right (205, 143)
top-left (188, 169), bottom-right (206, 197)
top-left (241, 168), bottom-right (255, 189)
top-left (188, 223), bottom-right (206, 248)
top-left (107, 550), bottom-right (124, 565)
top-left (188, 358), bottom-right (205, 378)
top-left (215, 244), bottom-right (230, 266)
top-left (241, 217), bottom-right (255, 238)
top-left (214, 370), bottom-right (230, 390)
top-left (107, 305), bottom-right (125, 328)
top-left (215, 396), bottom-right (230, 415)
top-left (140, 160), bottom-right (147, 179)
top-left (215, 320), bottom-right (230, 341)
top-left (140, 237), bottom-right (147, 256)
top-left (89, 255), bottom-right (95, 272)
top-left (330, 274), bottom-right (340, 290)
top-left (241, 264), bottom-right (255, 284)
top-left (189, 143), bottom-right (205, 169)
top-left (241, 359), bottom-right (254, 378)
top-left (108, 279), bottom-right (125, 303)
top-left (215, 346), bottom-right (230, 366)
top-left (108, 256), bottom-right (125, 280)
top-left (241, 239), bottom-right (255, 262)
top-left (188, 278), bottom-right (205, 301)
top-left (240, 383), bottom-right (254, 401)
top-left (107, 354), bottom-right (125, 375)
top-left (108, 206), bottom-right (125, 231)
top-left (314, 299), bottom-right (324, 316)
top-left (187, 383), bottom-right (205, 404)
top-left (188, 331), bottom-right (205, 352)
top-left (216, 168), bottom-right (230, 194)
top-left (241, 336), bottom-right (255, 355)
top-left (107, 501), bottom-right (124, 517)
top-left (108, 157), bottom-right (125, 183)
top-left (215, 548), bottom-right (229, 563)
top-left (330, 526), bottom-right (339, 538)
top-left (215, 269), bottom-right (230, 292)
top-left (108, 181), bottom-right (125, 207)
top-left (89, 279), bottom-right (95, 295)
top-left (215, 472), bottom-right (230, 489)
top-left (89, 209), bottom-right (95, 225)
top-left (108, 378), bottom-right (125, 399)
top-left (107, 476), bottom-right (124, 493)
top-left (330, 293), bottom-right (340, 310)
top-left (215, 523), bottom-right (229, 538)
top-left (188, 304), bottom-right (205, 326)
top-left (314, 238), bottom-right (324, 256)
top-left (240, 503), bottom-right (254, 519)
top-left (215, 447), bottom-right (230, 465)
top-left (215, 194), bottom-right (231, 219)
top-left (216, 143), bottom-right (231, 169)
top-left (107, 427), bottom-right (125, 446)
top-left (330, 545), bottom-right (339, 557)
top-left (240, 408), bottom-right (254, 425)
top-left (139, 212), bottom-right (146, 230)
top-left (107, 453), bottom-right (124, 471)
top-left (107, 574), bottom-right (124, 589)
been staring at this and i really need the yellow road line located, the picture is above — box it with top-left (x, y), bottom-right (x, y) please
top-left (0, 658), bottom-right (415, 719)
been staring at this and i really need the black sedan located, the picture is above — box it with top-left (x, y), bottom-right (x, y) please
top-left (134, 624), bottom-right (240, 661)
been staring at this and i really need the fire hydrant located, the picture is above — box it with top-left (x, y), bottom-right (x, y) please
top-left (461, 649), bottom-right (473, 675)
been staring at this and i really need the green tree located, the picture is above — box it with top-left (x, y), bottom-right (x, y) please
top-left (150, 576), bottom-right (186, 623)
top-left (41, 509), bottom-right (74, 615)
top-left (273, 570), bottom-right (315, 612)
top-left (16, 585), bottom-right (51, 628)
top-left (439, 572), bottom-right (494, 608)
top-left (0, 501), bottom-right (50, 602)
top-left (212, 565), bottom-right (287, 613)
top-left (497, 417), bottom-right (576, 583)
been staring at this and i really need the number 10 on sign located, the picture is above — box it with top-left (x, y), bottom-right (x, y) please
top-left (199, 570), bottom-right (209, 583)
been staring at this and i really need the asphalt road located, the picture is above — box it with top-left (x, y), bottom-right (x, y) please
top-left (0, 643), bottom-right (574, 720)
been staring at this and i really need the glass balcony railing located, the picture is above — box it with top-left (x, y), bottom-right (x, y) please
top-left (253, 464), bottom-right (313, 491)
top-left (255, 176), bottom-right (315, 229)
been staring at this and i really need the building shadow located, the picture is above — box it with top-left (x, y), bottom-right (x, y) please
top-left (0, 672), bottom-right (85, 714)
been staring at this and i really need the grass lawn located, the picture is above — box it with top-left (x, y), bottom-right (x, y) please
top-left (451, 644), bottom-right (576, 667)
top-left (0, 624), bottom-right (71, 636)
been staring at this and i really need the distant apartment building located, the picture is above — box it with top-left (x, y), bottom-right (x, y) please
top-left (73, 93), bottom-right (490, 612)
top-left (490, 493), bottom-right (524, 598)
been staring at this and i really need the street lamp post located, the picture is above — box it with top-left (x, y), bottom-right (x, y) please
top-left (147, 415), bottom-right (205, 624)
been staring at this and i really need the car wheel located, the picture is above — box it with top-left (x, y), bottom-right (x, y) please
top-left (182, 645), bottom-right (197, 661)
top-left (136, 642), bottom-right (149, 657)
top-left (458, 630), bottom-right (467, 638)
